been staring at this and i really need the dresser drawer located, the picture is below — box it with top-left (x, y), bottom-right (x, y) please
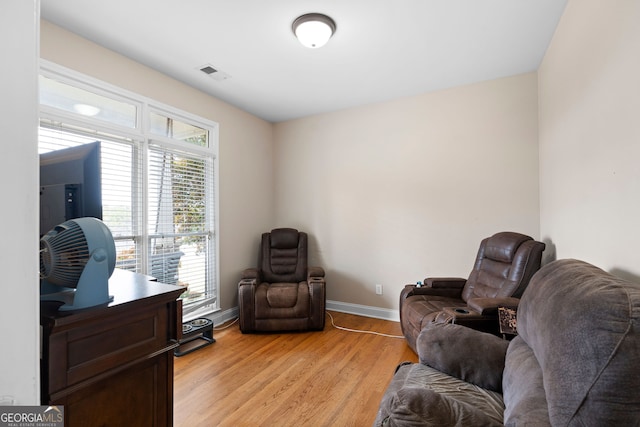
top-left (46, 302), bottom-right (174, 395)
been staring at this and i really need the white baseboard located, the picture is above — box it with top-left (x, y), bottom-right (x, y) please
top-left (208, 302), bottom-right (399, 326)
top-left (197, 306), bottom-right (239, 327)
top-left (326, 300), bottom-right (400, 322)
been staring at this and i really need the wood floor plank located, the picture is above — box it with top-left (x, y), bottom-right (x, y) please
top-left (174, 311), bottom-right (417, 426)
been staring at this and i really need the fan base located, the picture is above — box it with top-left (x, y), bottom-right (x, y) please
top-left (41, 284), bottom-right (114, 311)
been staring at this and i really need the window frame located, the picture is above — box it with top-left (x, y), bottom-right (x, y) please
top-left (38, 60), bottom-right (220, 320)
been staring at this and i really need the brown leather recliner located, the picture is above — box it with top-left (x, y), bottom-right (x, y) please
top-left (400, 232), bottom-right (545, 353)
top-left (238, 228), bottom-right (326, 333)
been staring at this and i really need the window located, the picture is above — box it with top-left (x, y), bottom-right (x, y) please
top-left (38, 63), bottom-right (219, 319)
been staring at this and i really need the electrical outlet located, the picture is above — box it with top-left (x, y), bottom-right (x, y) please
top-left (375, 284), bottom-right (383, 295)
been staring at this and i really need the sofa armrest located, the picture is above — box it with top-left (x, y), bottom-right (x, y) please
top-left (467, 297), bottom-right (520, 315)
top-left (417, 322), bottom-right (509, 392)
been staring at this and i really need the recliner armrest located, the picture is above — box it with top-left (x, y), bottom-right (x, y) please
top-left (424, 277), bottom-right (467, 289)
top-left (467, 297), bottom-right (520, 315)
top-left (308, 274), bottom-right (325, 288)
top-left (402, 277), bottom-right (467, 300)
top-left (238, 272), bottom-right (259, 333)
top-left (402, 282), bottom-right (465, 300)
top-left (241, 268), bottom-right (261, 281)
top-left (307, 269), bottom-right (326, 331)
top-left (307, 266), bottom-right (325, 279)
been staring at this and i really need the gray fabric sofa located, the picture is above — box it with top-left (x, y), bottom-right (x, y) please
top-left (374, 259), bottom-right (640, 426)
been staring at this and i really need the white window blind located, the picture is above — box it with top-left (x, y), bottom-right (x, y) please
top-left (147, 142), bottom-right (216, 312)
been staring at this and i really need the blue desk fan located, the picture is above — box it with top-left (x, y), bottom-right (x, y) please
top-left (40, 217), bottom-right (116, 311)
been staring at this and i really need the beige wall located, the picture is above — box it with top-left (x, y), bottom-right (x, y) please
top-left (539, 0), bottom-right (640, 279)
top-left (40, 21), bottom-right (275, 311)
top-left (274, 73), bottom-right (541, 309)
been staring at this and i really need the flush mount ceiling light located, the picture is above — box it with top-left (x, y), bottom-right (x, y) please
top-left (292, 13), bottom-right (336, 49)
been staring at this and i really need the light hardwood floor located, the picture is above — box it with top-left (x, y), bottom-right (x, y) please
top-left (174, 311), bottom-right (418, 427)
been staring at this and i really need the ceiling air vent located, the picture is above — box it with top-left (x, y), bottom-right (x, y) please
top-left (198, 64), bottom-right (231, 81)
top-left (200, 65), bottom-right (217, 75)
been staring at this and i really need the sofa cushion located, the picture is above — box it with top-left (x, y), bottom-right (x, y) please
top-left (417, 322), bottom-right (509, 392)
top-left (516, 259), bottom-right (640, 425)
top-left (255, 282), bottom-right (309, 317)
top-left (374, 363), bottom-right (504, 427)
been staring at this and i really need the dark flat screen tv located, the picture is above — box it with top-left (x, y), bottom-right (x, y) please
top-left (40, 141), bottom-right (102, 236)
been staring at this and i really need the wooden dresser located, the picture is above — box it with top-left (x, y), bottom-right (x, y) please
top-left (40, 269), bottom-right (183, 426)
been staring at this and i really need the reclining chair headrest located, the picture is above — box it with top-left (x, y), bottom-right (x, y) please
top-left (484, 232), bottom-right (533, 263)
top-left (270, 228), bottom-right (300, 249)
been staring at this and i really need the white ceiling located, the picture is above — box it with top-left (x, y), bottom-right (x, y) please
top-left (40, 0), bottom-right (568, 123)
